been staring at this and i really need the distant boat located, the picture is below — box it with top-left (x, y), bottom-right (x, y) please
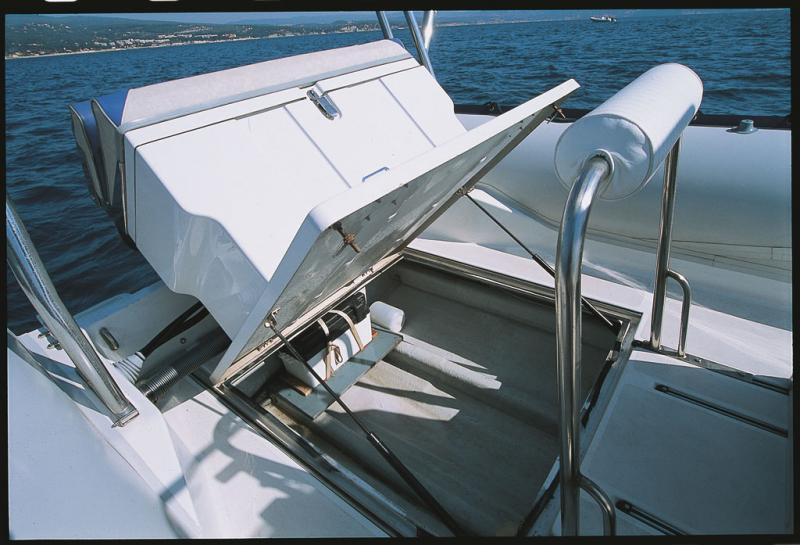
top-left (590, 15), bottom-right (617, 22)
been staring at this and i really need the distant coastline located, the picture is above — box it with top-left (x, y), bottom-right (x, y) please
top-left (5, 9), bottom-right (782, 60)
top-left (4, 19), bottom-right (541, 60)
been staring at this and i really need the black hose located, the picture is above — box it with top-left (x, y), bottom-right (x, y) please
top-left (267, 321), bottom-right (468, 537)
top-left (140, 301), bottom-right (207, 357)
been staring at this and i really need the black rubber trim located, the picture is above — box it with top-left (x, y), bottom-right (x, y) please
top-left (654, 383), bottom-right (788, 437)
top-left (454, 103), bottom-right (791, 129)
top-left (631, 340), bottom-right (790, 396)
top-left (581, 356), bottom-right (615, 427)
top-left (616, 499), bottom-right (685, 535)
top-left (516, 468), bottom-right (560, 536)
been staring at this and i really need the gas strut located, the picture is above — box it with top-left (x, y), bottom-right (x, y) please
top-left (465, 193), bottom-right (620, 334)
top-left (266, 317), bottom-right (467, 537)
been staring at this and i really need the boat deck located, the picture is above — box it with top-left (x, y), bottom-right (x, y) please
top-left (545, 348), bottom-right (790, 535)
top-left (7, 233), bottom-right (792, 537)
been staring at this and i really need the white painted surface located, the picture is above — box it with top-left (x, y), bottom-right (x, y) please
top-left (119, 39), bottom-right (412, 131)
top-left (575, 351), bottom-right (790, 534)
top-left (161, 381), bottom-right (387, 538)
top-left (555, 63), bottom-right (702, 200)
top-left (7, 343), bottom-right (178, 539)
top-left (130, 60), bottom-right (471, 346)
top-left (10, 331), bottom-right (204, 538)
top-left (202, 79), bottom-right (577, 382)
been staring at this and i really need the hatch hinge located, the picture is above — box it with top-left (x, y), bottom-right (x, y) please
top-left (546, 103), bottom-right (566, 123)
top-left (308, 89), bottom-right (341, 120)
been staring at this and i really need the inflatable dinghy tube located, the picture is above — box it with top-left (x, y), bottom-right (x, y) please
top-left (554, 63), bottom-right (703, 200)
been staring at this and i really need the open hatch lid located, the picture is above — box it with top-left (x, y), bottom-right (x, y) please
top-left (212, 79), bottom-right (579, 384)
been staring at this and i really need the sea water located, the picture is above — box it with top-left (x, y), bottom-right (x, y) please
top-left (5, 10), bottom-right (790, 332)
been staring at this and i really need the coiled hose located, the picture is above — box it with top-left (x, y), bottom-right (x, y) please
top-left (136, 329), bottom-right (230, 403)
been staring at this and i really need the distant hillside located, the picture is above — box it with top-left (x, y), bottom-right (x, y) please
top-left (4, 11), bottom-right (542, 58)
top-left (5, 9), bottom-right (775, 58)
top-left (4, 16), bottom-right (380, 58)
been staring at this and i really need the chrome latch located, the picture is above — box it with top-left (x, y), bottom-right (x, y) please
top-left (308, 89), bottom-right (341, 120)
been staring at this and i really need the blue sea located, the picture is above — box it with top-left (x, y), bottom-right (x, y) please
top-left (5, 9), bottom-right (790, 333)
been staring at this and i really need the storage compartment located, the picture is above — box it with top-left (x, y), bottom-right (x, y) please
top-left (229, 254), bottom-right (625, 536)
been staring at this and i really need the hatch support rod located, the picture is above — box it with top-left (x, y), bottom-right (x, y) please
top-left (6, 196), bottom-right (138, 426)
top-left (464, 193), bottom-right (620, 334)
top-left (266, 315), bottom-right (466, 537)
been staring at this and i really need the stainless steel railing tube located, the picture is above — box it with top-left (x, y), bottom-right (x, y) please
top-left (554, 156), bottom-right (611, 536)
top-left (403, 11), bottom-right (436, 77)
top-left (421, 10), bottom-right (437, 51)
top-left (649, 139), bottom-right (682, 350)
top-left (6, 196), bottom-right (138, 426)
top-left (376, 11), bottom-right (394, 39)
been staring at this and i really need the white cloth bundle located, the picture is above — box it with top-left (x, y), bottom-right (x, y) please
top-left (554, 63), bottom-right (703, 200)
top-left (369, 301), bottom-right (405, 333)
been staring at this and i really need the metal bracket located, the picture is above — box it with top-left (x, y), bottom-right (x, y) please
top-left (547, 104), bottom-right (567, 123)
top-left (333, 222), bottom-right (360, 253)
top-left (265, 308), bottom-right (281, 328)
top-left (307, 89), bottom-right (341, 120)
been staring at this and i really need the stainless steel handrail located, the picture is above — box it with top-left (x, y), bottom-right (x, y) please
top-left (403, 11), bottom-right (436, 77)
top-left (421, 10), bottom-right (437, 51)
top-left (376, 11), bottom-right (394, 39)
top-left (649, 139), bottom-right (691, 356)
top-left (6, 196), bottom-right (138, 426)
top-left (555, 139), bottom-right (691, 534)
top-left (580, 474), bottom-right (617, 536)
top-left (554, 156), bottom-right (613, 536)
top-left (665, 269), bottom-right (691, 357)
